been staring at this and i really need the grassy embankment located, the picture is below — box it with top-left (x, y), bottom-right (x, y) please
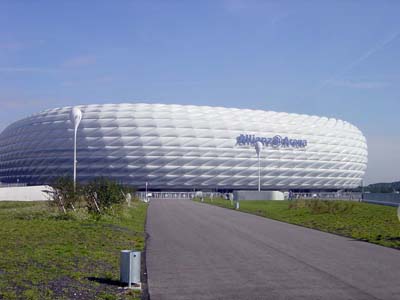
top-left (195, 198), bottom-right (400, 249)
top-left (0, 201), bottom-right (147, 300)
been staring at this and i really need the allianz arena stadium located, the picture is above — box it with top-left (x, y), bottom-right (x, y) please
top-left (0, 103), bottom-right (367, 190)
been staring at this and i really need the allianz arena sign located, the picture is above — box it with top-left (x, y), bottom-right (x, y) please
top-left (236, 134), bottom-right (308, 149)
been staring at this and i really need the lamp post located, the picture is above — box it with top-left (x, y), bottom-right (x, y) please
top-left (255, 141), bottom-right (263, 192)
top-left (361, 179), bottom-right (364, 201)
top-left (70, 107), bottom-right (82, 192)
top-left (145, 181), bottom-right (148, 202)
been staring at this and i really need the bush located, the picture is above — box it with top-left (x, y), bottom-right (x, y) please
top-left (288, 199), bottom-right (355, 214)
top-left (48, 177), bottom-right (136, 217)
top-left (288, 199), bottom-right (307, 210)
top-left (83, 178), bottom-right (134, 214)
top-left (47, 177), bottom-right (80, 213)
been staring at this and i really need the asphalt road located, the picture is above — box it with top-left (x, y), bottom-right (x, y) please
top-left (146, 199), bottom-right (400, 300)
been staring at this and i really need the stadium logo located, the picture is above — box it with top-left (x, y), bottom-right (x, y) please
top-left (236, 134), bottom-right (307, 148)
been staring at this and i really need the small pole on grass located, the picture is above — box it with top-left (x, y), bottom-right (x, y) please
top-left (229, 193), bottom-right (234, 206)
top-left (235, 198), bottom-right (240, 210)
top-left (255, 141), bottom-right (263, 192)
top-left (235, 200), bottom-right (239, 210)
top-left (126, 192), bottom-right (132, 207)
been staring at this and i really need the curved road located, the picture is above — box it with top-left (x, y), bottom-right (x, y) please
top-left (146, 199), bottom-right (400, 300)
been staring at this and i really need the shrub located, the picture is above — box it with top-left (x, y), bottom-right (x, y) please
top-left (288, 199), bottom-right (307, 210)
top-left (48, 177), bottom-right (136, 217)
top-left (288, 199), bottom-right (356, 214)
top-left (47, 177), bottom-right (80, 214)
top-left (83, 178), bottom-right (133, 214)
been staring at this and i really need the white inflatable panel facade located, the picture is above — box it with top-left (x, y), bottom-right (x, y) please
top-left (0, 103), bottom-right (367, 190)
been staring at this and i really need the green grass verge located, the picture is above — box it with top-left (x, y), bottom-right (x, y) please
top-left (0, 201), bottom-right (147, 300)
top-left (195, 198), bottom-right (400, 249)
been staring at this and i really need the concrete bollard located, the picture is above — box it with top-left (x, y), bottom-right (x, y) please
top-left (120, 250), bottom-right (141, 289)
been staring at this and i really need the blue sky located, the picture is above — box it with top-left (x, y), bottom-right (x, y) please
top-left (1, 0), bottom-right (399, 184)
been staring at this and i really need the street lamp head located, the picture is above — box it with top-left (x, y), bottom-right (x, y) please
top-left (255, 141), bottom-right (263, 156)
top-left (70, 107), bottom-right (82, 129)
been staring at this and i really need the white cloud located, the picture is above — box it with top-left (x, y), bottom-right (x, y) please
top-left (0, 42), bottom-right (25, 50)
top-left (62, 55), bottom-right (97, 68)
top-left (0, 98), bottom-right (48, 109)
top-left (313, 31), bottom-right (400, 94)
top-left (222, 0), bottom-right (290, 25)
top-left (0, 40), bottom-right (45, 51)
top-left (324, 79), bottom-right (390, 89)
top-left (343, 31), bottom-right (400, 74)
top-left (0, 67), bottom-right (57, 73)
top-left (222, 0), bottom-right (248, 14)
top-left (61, 76), bottom-right (114, 87)
top-left (0, 53), bottom-right (97, 73)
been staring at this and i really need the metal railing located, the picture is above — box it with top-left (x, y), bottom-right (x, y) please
top-left (136, 191), bottom-right (400, 207)
top-left (136, 191), bottom-right (227, 200)
top-left (0, 183), bottom-right (27, 188)
top-left (292, 192), bottom-right (362, 201)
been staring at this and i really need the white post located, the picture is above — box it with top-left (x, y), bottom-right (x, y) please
top-left (126, 193), bottom-right (132, 207)
top-left (258, 152), bottom-right (261, 192)
top-left (70, 107), bottom-right (82, 192)
top-left (145, 181), bottom-right (148, 202)
top-left (73, 128), bottom-right (77, 189)
top-left (255, 141), bottom-right (263, 192)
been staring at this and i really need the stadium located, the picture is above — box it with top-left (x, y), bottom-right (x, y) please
top-left (0, 103), bottom-right (368, 191)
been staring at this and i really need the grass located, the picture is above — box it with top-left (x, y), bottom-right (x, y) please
top-left (195, 197), bottom-right (400, 249)
top-left (0, 201), bottom-right (147, 300)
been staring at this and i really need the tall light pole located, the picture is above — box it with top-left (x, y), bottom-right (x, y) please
top-left (70, 107), bottom-right (82, 192)
top-left (361, 179), bottom-right (364, 201)
top-left (145, 181), bottom-right (148, 202)
top-left (255, 141), bottom-right (263, 192)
